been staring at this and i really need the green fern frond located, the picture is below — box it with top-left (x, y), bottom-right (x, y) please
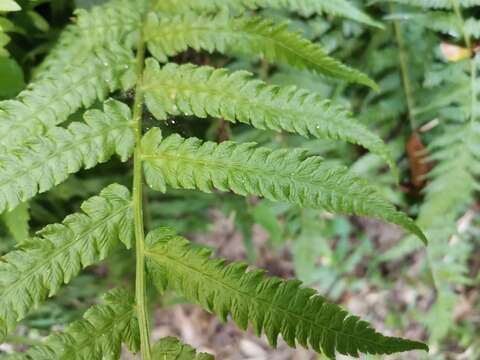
top-left (152, 337), bottom-right (214, 360)
top-left (142, 60), bottom-right (395, 172)
top-left (145, 227), bottom-right (428, 359)
top-left (418, 124), bottom-right (478, 228)
top-left (0, 184), bottom-right (133, 340)
top-left (153, 0), bottom-right (382, 28)
top-left (144, 13), bottom-right (378, 89)
top-left (389, 11), bottom-right (480, 38)
top-left (414, 56), bottom-right (477, 229)
top-left (0, 99), bottom-right (135, 213)
top-left (141, 129), bottom-right (426, 243)
top-left (12, 288), bottom-right (139, 360)
top-left (0, 48), bottom-right (135, 148)
top-left (415, 123), bottom-right (478, 339)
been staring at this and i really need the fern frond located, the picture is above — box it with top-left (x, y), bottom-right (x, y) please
top-left (0, 184), bottom-right (133, 340)
top-left (142, 61), bottom-right (395, 171)
top-left (152, 337), bottom-right (214, 360)
top-left (13, 288), bottom-right (139, 360)
top-left (415, 56), bottom-right (477, 228)
top-left (141, 129), bottom-right (426, 243)
top-left (418, 124), bottom-right (478, 228)
top-left (144, 13), bottom-right (377, 89)
top-left (153, 0), bottom-right (382, 28)
top-left (390, 11), bottom-right (480, 38)
top-left (0, 99), bottom-right (135, 214)
top-left (416, 125), bottom-right (477, 340)
top-left (0, 47), bottom-right (135, 148)
top-left (145, 227), bottom-right (428, 359)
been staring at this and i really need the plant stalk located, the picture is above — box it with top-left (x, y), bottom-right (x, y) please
top-left (132, 34), bottom-right (151, 359)
top-left (390, 3), bottom-right (417, 130)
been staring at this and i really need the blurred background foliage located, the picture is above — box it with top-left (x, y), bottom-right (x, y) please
top-left (1, 0), bottom-right (479, 359)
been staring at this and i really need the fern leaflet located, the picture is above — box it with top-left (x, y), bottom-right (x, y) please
top-left (142, 60), bottom-right (395, 172)
top-left (399, 11), bottom-right (480, 38)
top-left (0, 184), bottom-right (133, 340)
top-left (145, 227), bottom-right (428, 359)
top-left (144, 13), bottom-right (377, 89)
top-left (0, 47), bottom-right (134, 148)
top-left (153, 0), bottom-right (382, 28)
top-left (0, 99), bottom-right (135, 213)
top-left (7, 288), bottom-right (139, 360)
top-left (152, 337), bottom-right (214, 360)
top-left (141, 129), bottom-right (426, 243)
top-left (35, 0), bottom-right (143, 76)
top-left (384, 0), bottom-right (480, 8)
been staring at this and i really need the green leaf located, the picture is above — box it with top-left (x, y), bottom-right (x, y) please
top-left (145, 227), bottom-right (429, 359)
top-left (20, 288), bottom-right (139, 360)
top-left (0, 184), bottom-right (134, 339)
top-left (0, 57), bottom-right (24, 99)
top-left (142, 61), bottom-right (395, 172)
top-left (27, 11), bottom-right (49, 32)
top-left (154, 0), bottom-right (383, 28)
top-left (0, 32), bottom-right (9, 56)
top-left (152, 337), bottom-right (214, 360)
top-left (1, 202), bottom-right (29, 243)
top-left (0, 99), bottom-right (135, 213)
top-left (144, 13), bottom-right (378, 89)
top-left (141, 129), bottom-right (427, 243)
top-left (0, 0), bottom-right (21, 12)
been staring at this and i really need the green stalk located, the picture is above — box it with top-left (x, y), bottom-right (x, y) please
top-left (132, 34), bottom-right (151, 359)
top-left (390, 3), bottom-right (416, 130)
top-left (450, 0), bottom-right (477, 130)
top-left (451, 0), bottom-right (471, 48)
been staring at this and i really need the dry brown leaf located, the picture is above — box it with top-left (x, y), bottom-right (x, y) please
top-left (406, 131), bottom-right (430, 190)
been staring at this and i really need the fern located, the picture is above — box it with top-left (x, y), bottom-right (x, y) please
top-left (0, 99), bottom-right (134, 213)
top-left (153, 0), bottom-right (382, 28)
top-left (152, 337), bottom-right (214, 360)
top-left (144, 13), bottom-right (378, 89)
top-left (0, 0), bottom-right (430, 358)
top-left (7, 288), bottom-right (139, 360)
top-left (141, 129), bottom-right (425, 243)
top-left (143, 60), bottom-right (395, 171)
top-left (0, 184), bottom-right (133, 339)
top-left (145, 227), bottom-right (428, 359)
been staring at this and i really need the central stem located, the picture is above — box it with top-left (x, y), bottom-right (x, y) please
top-left (132, 36), bottom-right (151, 359)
